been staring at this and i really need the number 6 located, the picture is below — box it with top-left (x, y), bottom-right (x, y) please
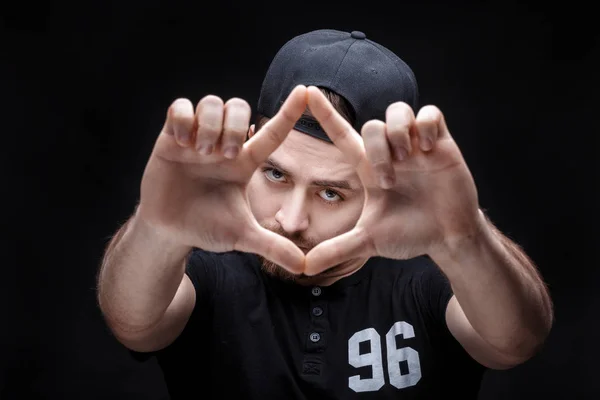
top-left (348, 321), bottom-right (422, 392)
top-left (386, 321), bottom-right (422, 389)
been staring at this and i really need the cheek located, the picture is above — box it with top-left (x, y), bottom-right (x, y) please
top-left (247, 175), bottom-right (280, 222)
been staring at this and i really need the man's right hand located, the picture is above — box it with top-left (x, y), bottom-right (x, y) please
top-left (136, 85), bottom-right (308, 274)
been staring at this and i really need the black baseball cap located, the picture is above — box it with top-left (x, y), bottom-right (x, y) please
top-left (256, 29), bottom-right (419, 143)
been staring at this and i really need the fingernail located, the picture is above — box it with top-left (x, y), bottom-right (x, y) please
top-left (380, 175), bottom-right (394, 189)
top-left (223, 146), bottom-right (239, 159)
top-left (198, 144), bottom-right (214, 155)
top-left (176, 131), bottom-right (190, 145)
top-left (421, 137), bottom-right (433, 151)
top-left (396, 147), bottom-right (408, 161)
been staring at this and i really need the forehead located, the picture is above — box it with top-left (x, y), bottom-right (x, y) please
top-left (269, 129), bottom-right (357, 178)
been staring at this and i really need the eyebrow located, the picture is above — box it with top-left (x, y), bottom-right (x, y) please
top-left (265, 158), bottom-right (357, 191)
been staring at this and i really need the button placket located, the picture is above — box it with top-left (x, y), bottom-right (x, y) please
top-left (305, 285), bottom-right (328, 352)
top-left (310, 286), bottom-right (326, 319)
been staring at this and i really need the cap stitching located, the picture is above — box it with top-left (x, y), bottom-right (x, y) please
top-left (330, 38), bottom-right (356, 88)
top-left (369, 41), bottom-right (419, 106)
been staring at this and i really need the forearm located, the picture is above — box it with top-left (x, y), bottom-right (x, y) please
top-left (96, 207), bottom-right (192, 336)
top-left (430, 210), bottom-right (553, 358)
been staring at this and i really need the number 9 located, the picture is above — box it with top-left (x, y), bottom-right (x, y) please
top-left (348, 321), bottom-right (422, 392)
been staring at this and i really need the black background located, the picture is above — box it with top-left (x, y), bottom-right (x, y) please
top-left (1, 0), bottom-right (598, 399)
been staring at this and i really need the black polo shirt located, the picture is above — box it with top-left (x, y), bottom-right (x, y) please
top-left (138, 248), bottom-right (485, 399)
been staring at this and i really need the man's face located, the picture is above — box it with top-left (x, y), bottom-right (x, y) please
top-left (246, 128), bottom-right (365, 282)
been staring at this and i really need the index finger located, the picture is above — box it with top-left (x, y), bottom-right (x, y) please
top-left (306, 86), bottom-right (365, 167)
top-left (242, 85), bottom-right (307, 166)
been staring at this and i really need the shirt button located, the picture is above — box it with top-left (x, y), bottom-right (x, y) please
top-left (311, 287), bottom-right (322, 296)
top-left (309, 332), bottom-right (321, 343)
top-left (312, 307), bottom-right (323, 317)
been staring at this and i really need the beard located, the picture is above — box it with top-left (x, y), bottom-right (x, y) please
top-left (258, 222), bottom-right (340, 282)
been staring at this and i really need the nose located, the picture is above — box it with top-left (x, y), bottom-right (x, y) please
top-left (275, 189), bottom-right (309, 235)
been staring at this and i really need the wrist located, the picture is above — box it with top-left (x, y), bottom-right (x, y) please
top-left (430, 209), bottom-right (496, 269)
top-left (128, 208), bottom-right (193, 258)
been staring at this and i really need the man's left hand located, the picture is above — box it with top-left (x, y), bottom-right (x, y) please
top-left (304, 86), bottom-right (485, 276)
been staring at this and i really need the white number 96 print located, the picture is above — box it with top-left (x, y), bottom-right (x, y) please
top-left (348, 321), bottom-right (422, 392)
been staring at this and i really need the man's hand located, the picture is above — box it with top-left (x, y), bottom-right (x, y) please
top-left (137, 85), bottom-right (309, 274)
top-left (303, 86), bottom-right (483, 275)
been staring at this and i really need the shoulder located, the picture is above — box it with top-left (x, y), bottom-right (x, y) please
top-left (367, 255), bottom-right (453, 315)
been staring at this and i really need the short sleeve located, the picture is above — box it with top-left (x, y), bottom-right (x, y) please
top-left (184, 247), bottom-right (222, 309)
top-left (128, 248), bottom-right (221, 363)
top-left (413, 255), bottom-right (454, 333)
top-left (412, 256), bottom-right (487, 385)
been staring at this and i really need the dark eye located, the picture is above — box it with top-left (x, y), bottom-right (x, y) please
top-left (264, 168), bottom-right (286, 183)
top-left (318, 189), bottom-right (342, 203)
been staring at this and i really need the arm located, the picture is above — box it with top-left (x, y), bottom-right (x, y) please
top-left (300, 91), bottom-right (553, 368)
top-left (95, 89), bottom-right (311, 353)
top-left (96, 90), bottom-right (310, 353)
top-left (431, 209), bottom-right (554, 369)
top-left (96, 207), bottom-right (196, 353)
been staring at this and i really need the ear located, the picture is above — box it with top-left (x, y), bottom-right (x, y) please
top-left (247, 124), bottom-right (256, 139)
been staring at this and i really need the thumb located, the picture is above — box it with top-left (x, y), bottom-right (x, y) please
top-left (304, 227), bottom-right (373, 276)
top-left (235, 222), bottom-right (305, 275)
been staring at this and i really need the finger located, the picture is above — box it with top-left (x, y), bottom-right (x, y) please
top-left (306, 86), bottom-right (364, 167)
top-left (163, 98), bottom-right (195, 147)
top-left (415, 105), bottom-right (447, 151)
top-left (304, 227), bottom-right (373, 276)
top-left (236, 223), bottom-right (305, 274)
top-left (362, 120), bottom-right (395, 189)
top-left (243, 85), bottom-right (307, 167)
top-left (195, 95), bottom-right (224, 155)
top-left (222, 98), bottom-right (251, 159)
top-left (385, 102), bottom-right (414, 161)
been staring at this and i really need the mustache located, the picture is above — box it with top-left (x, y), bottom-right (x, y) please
top-left (260, 222), bottom-right (319, 251)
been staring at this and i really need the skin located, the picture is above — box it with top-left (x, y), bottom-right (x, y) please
top-left (98, 84), bottom-right (553, 369)
top-left (246, 123), bottom-right (368, 286)
top-left (243, 86), bottom-right (482, 285)
top-left (250, 87), bottom-right (553, 369)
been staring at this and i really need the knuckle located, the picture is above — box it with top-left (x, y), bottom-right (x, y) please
top-left (171, 97), bottom-right (191, 108)
top-left (337, 125), bottom-right (354, 139)
top-left (366, 146), bottom-right (392, 165)
top-left (386, 101), bottom-right (414, 119)
top-left (197, 122), bottom-right (221, 138)
top-left (361, 120), bottom-right (386, 138)
top-left (417, 105), bottom-right (442, 124)
top-left (169, 98), bottom-right (193, 119)
top-left (197, 115), bottom-right (222, 136)
top-left (198, 94), bottom-right (224, 109)
top-left (387, 127), bottom-right (411, 146)
top-left (225, 97), bottom-right (250, 111)
top-left (196, 101), bottom-right (224, 139)
top-left (224, 108), bottom-right (251, 135)
top-left (222, 127), bottom-right (248, 148)
top-left (223, 124), bottom-right (248, 140)
top-left (390, 135), bottom-right (410, 150)
top-left (416, 117), bottom-right (438, 134)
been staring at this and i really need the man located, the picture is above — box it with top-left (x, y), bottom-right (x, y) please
top-left (96, 29), bottom-right (554, 399)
